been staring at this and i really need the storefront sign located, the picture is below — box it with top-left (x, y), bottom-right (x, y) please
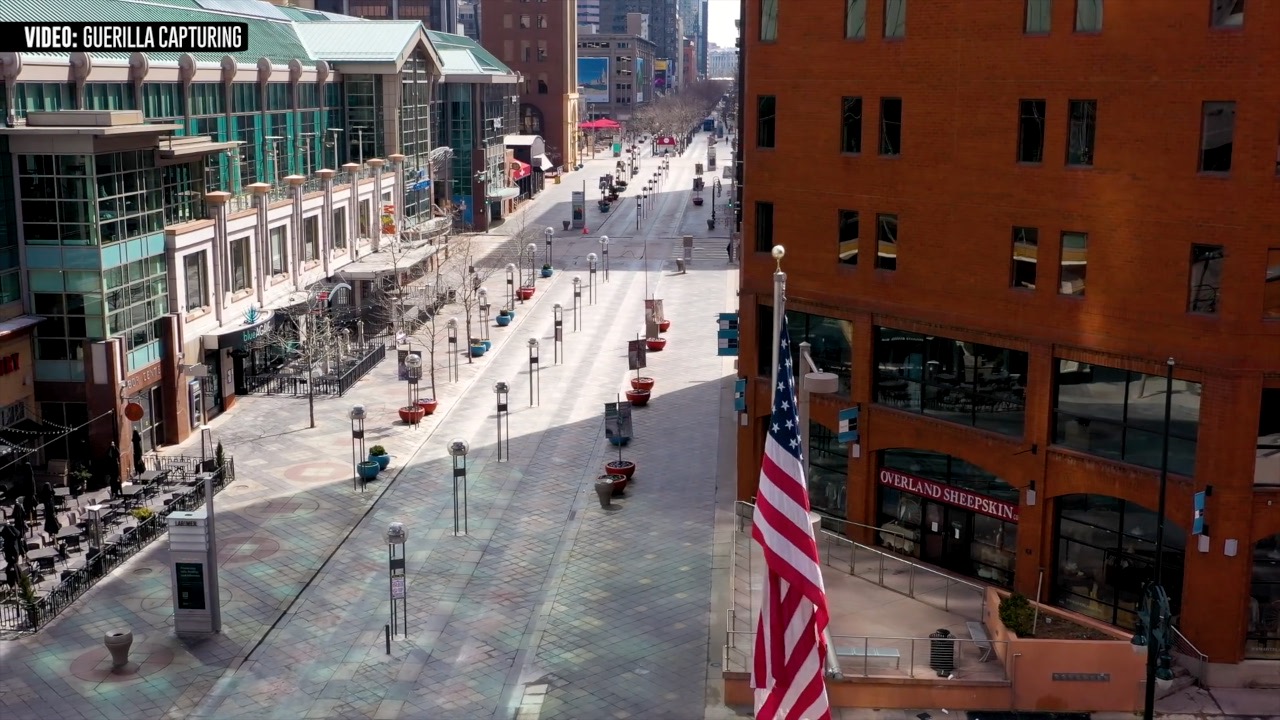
top-left (204, 308), bottom-right (275, 351)
top-left (878, 468), bottom-right (1019, 522)
top-left (175, 562), bottom-right (206, 610)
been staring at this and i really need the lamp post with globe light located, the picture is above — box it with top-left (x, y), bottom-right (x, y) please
top-left (599, 236), bottom-right (610, 281)
top-left (527, 338), bottom-right (540, 407)
top-left (385, 522), bottom-right (408, 641)
top-left (447, 439), bottom-right (470, 535)
top-left (350, 404), bottom-right (367, 492)
top-left (494, 382), bottom-right (510, 461)
top-left (544, 226), bottom-right (554, 268)
top-left (526, 243), bottom-right (537, 287)
top-left (587, 253), bottom-right (598, 303)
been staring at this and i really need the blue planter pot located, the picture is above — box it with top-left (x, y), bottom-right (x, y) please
top-left (496, 314), bottom-right (512, 327)
top-left (470, 344), bottom-right (487, 357)
top-left (481, 340), bottom-right (492, 351)
top-left (357, 461), bottom-right (381, 480)
top-left (608, 436), bottom-right (630, 447)
top-left (541, 268), bottom-right (553, 278)
top-left (370, 454), bottom-right (391, 470)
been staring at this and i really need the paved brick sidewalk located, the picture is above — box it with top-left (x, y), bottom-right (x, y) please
top-left (0, 133), bottom-right (738, 720)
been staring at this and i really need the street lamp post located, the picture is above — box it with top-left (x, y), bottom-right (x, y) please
top-left (478, 288), bottom-right (490, 342)
top-left (544, 226), bottom-right (554, 268)
top-left (505, 263), bottom-right (516, 309)
top-left (1136, 357), bottom-right (1179, 720)
top-left (446, 319), bottom-right (459, 382)
top-left (384, 522), bottom-right (408, 641)
top-left (494, 382), bottom-right (510, 462)
top-left (404, 355), bottom-right (423, 427)
top-left (587, 253), bottom-right (598, 304)
top-left (327, 128), bottom-right (344, 170)
top-left (552, 303), bottom-right (564, 364)
top-left (350, 405), bottom-right (367, 492)
top-left (572, 277), bottom-right (582, 331)
top-left (527, 338), bottom-right (540, 407)
top-left (526, 242), bottom-right (537, 287)
top-left (636, 196), bottom-right (642, 230)
top-left (447, 439), bottom-right (470, 536)
top-left (600, 236), bottom-right (610, 281)
top-left (265, 136), bottom-right (284, 183)
top-left (300, 132), bottom-right (316, 176)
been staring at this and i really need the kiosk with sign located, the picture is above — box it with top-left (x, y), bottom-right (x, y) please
top-left (571, 191), bottom-right (586, 229)
top-left (167, 493), bottom-right (222, 634)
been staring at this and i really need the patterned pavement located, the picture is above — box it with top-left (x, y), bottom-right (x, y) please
top-left (0, 135), bottom-right (741, 720)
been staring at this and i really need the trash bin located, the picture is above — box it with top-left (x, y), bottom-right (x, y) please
top-left (929, 628), bottom-right (955, 676)
top-left (675, 258), bottom-right (686, 273)
top-left (696, 163), bottom-right (704, 174)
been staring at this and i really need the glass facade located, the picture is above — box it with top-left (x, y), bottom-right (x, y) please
top-left (878, 449), bottom-right (1018, 586)
top-left (1054, 493), bottom-right (1186, 630)
top-left (345, 75), bottom-right (384, 164)
top-left (106, 255), bottom-right (169, 368)
top-left (1053, 359), bottom-right (1200, 476)
top-left (1248, 534), bottom-right (1280, 659)
top-left (874, 326), bottom-right (1029, 436)
top-left (755, 307), bottom-right (853, 396)
top-left (0, 136), bottom-right (19, 305)
top-left (400, 52), bottom-right (434, 224)
top-left (808, 420), bottom-right (848, 519)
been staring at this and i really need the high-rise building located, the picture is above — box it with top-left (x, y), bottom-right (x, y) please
top-left (599, 0), bottom-right (680, 72)
top-left (677, 0), bottom-right (706, 78)
top-left (313, 0), bottom-right (460, 32)
top-left (707, 46), bottom-right (737, 79)
top-left (737, 0), bottom-right (1279, 680)
top-left (578, 14), bottom-right (657, 122)
top-left (480, 0), bottom-right (582, 170)
top-left (578, 0), bottom-right (602, 29)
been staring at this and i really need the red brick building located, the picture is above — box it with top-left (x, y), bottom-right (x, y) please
top-left (736, 0), bottom-right (1280, 675)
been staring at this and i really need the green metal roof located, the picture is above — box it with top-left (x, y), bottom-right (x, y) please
top-left (425, 30), bottom-right (515, 77)
top-left (0, 0), bottom-right (316, 65)
top-left (294, 21), bottom-right (427, 63)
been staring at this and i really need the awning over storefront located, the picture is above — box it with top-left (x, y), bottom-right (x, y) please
top-left (533, 154), bottom-right (555, 171)
top-left (510, 159), bottom-right (532, 181)
top-left (0, 315), bottom-right (43, 338)
top-left (202, 308), bottom-right (275, 352)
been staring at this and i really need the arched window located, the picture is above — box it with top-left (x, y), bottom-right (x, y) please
top-left (537, 80), bottom-right (549, 95)
top-left (520, 104), bottom-right (544, 135)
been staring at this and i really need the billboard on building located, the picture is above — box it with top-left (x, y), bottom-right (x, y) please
top-left (636, 57), bottom-right (646, 88)
top-left (578, 57), bottom-right (610, 104)
top-left (654, 58), bottom-right (669, 90)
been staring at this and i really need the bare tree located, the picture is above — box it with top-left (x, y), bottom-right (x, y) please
top-left (254, 296), bottom-right (349, 429)
top-left (447, 235), bottom-right (500, 363)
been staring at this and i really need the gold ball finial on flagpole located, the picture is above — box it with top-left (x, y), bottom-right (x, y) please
top-left (771, 244), bottom-right (785, 272)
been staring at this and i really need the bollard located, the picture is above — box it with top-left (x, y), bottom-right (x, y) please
top-left (675, 258), bottom-right (686, 274)
top-left (593, 480), bottom-right (614, 509)
top-left (104, 629), bottom-right (133, 670)
top-left (385, 624), bottom-right (391, 654)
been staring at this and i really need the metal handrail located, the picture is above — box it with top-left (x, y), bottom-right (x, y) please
top-left (1171, 626), bottom-right (1209, 687)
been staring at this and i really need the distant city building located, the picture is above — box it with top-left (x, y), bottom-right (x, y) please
top-left (578, 0), bottom-right (602, 29)
top-left (577, 13), bottom-right (656, 121)
top-left (708, 47), bottom-right (737, 79)
top-left (312, 0), bottom-right (459, 33)
top-left (599, 0), bottom-right (679, 73)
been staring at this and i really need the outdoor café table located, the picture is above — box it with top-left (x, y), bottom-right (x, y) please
top-left (28, 547), bottom-right (57, 561)
top-left (120, 486), bottom-right (145, 505)
top-left (55, 527), bottom-right (82, 540)
top-left (54, 487), bottom-right (72, 497)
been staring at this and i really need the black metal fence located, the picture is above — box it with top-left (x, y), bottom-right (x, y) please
top-left (244, 342), bottom-right (386, 398)
top-left (0, 456), bottom-right (234, 634)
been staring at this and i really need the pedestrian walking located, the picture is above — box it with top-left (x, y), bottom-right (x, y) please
top-left (726, 241), bottom-right (734, 263)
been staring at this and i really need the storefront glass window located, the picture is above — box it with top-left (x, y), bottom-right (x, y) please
top-left (1053, 493), bottom-right (1186, 630)
top-left (873, 326), bottom-right (1028, 436)
top-left (1257, 389), bottom-right (1279, 486)
top-left (787, 310), bottom-right (853, 396)
top-left (876, 449), bottom-right (1018, 586)
top-left (1248, 534), bottom-right (1280, 658)
top-left (1053, 359), bottom-right (1200, 476)
top-left (808, 421), bottom-right (847, 520)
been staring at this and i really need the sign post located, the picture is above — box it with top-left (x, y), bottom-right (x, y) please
top-left (167, 506), bottom-right (222, 634)
top-left (717, 312), bottom-right (740, 356)
top-left (838, 406), bottom-right (861, 458)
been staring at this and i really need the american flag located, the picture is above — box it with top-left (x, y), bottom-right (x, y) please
top-left (752, 316), bottom-right (832, 720)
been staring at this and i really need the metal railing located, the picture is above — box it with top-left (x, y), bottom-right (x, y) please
top-left (244, 342), bottom-right (386, 398)
top-left (302, 177), bottom-right (325, 194)
top-left (732, 501), bottom-right (986, 621)
top-left (723, 613), bottom-right (1007, 678)
top-left (1171, 626), bottom-right (1210, 687)
top-left (0, 458), bottom-right (234, 634)
top-left (227, 192), bottom-right (256, 214)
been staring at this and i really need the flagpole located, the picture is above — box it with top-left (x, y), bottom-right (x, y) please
top-left (768, 245), bottom-right (843, 681)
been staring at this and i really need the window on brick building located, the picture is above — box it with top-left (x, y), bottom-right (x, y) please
top-left (519, 14), bottom-right (531, 28)
top-left (1187, 244), bottom-right (1224, 314)
top-left (503, 14), bottom-right (513, 29)
top-left (876, 214), bottom-right (897, 271)
top-left (537, 14), bottom-right (548, 28)
top-left (1066, 100), bottom-right (1096, 166)
top-left (1199, 101), bottom-right (1235, 173)
top-left (884, 0), bottom-right (906, 38)
top-left (754, 202), bottom-right (775, 252)
top-left (838, 210), bottom-right (859, 265)
top-left (846, 0), bottom-right (866, 39)
top-left (1075, 0), bottom-right (1103, 32)
top-left (1025, 0), bottom-right (1051, 33)
top-left (841, 97), bottom-right (862, 154)
top-left (1267, 249), bottom-right (1280, 319)
top-left (757, 95), bottom-right (776, 148)
top-left (537, 41), bottom-right (548, 61)
top-left (1011, 227), bottom-right (1038, 289)
top-left (1210, 0), bottom-right (1244, 28)
top-left (761, 0), bottom-right (778, 41)
top-left (1059, 232), bottom-right (1087, 296)
top-left (1017, 99), bottom-right (1046, 163)
top-left (879, 97), bottom-right (902, 156)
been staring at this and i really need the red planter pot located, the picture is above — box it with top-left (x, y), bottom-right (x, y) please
top-left (658, 319), bottom-right (671, 333)
top-left (625, 389), bottom-right (651, 406)
top-left (631, 377), bottom-right (655, 392)
top-left (645, 337), bottom-right (667, 352)
top-left (398, 406), bottom-right (426, 424)
top-left (605, 460), bottom-right (636, 479)
top-left (416, 399), bottom-right (439, 415)
top-left (599, 473), bottom-right (629, 494)
top-left (518, 286), bottom-right (536, 300)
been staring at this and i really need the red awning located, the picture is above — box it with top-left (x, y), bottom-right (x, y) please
top-left (510, 159), bottom-right (532, 181)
